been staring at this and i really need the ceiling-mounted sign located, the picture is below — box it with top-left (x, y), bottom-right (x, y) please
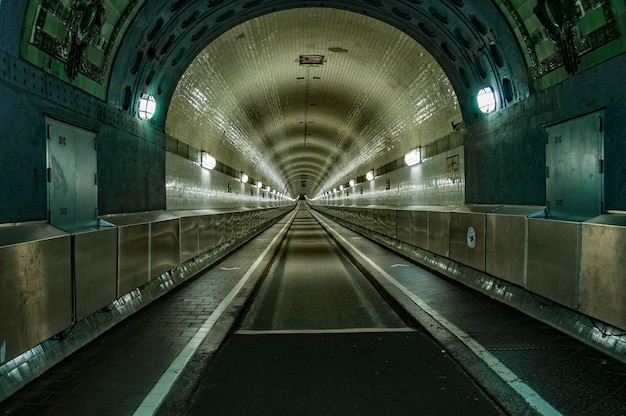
top-left (299, 55), bottom-right (325, 65)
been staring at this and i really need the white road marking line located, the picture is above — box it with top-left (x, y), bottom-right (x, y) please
top-left (317, 215), bottom-right (563, 416)
top-left (220, 267), bottom-right (240, 271)
top-left (132, 214), bottom-right (295, 416)
top-left (236, 328), bottom-right (415, 335)
top-left (390, 264), bottom-right (410, 268)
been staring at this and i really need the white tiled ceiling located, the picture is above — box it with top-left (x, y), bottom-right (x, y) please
top-left (166, 7), bottom-right (460, 197)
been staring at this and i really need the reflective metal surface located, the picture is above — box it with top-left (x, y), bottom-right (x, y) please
top-left (198, 214), bottom-right (215, 253)
top-left (46, 118), bottom-right (98, 231)
top-left (545, 111), bottom-right (604, 220)
top-left (117, 224), bottom-right (150, 296)
top-left (73, 227), bottom-right (118, 321)
top-left (150, 219), bottom-right (180, 279)
top-left (450, 212), bottom-right (486, 272)
top-left (411, 211), bottom-right (428, 249)
top-left (428, 211), bottom-right (451, 257)
top-left (527, 219), bottom-right (580, 309)
top-left (486, 215), bottom-right (527, 286)
top-left (0, 224), bottom-right (71, 364)
top-left (179, 216), bottom-right (199, 263)
top-left (580, 223), bottom-right (626, 330)
top-left (396, 210), bottom-right (410, 244)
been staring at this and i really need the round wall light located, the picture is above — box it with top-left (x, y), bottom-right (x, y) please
top-left (138, 93), bottom-right (156, 119)
top-left (477, 87), bottom-right (496, 114)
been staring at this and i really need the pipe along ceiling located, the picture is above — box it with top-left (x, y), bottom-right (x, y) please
top-left (109, 1), bottom-right (528, 198)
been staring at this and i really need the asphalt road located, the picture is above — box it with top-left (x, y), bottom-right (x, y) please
top-left (184, 207), bottom-right (504, 415)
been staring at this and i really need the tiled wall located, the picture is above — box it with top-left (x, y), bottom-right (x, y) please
top-left (166, 152), bottom-right (291, 210)
top-left (316, 146), bottom-right (465, 207)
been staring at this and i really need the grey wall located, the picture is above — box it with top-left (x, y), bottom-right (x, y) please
top-left (465, 53), bottom-right (626, 210)
top-left (98, 124), bottom-right (166, 215)
top-left (0, 55), bottom-right (167, 224)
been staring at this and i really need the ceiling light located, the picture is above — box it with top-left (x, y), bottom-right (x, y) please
top-left (366, 170), bottom-right (375, 181)
top-left (349, 179), bottom-right (356, 187)
top-left (477, 87), bottom-right (496, 113)
top-left (241, 172), bottom-right (248, 183)
top-left (257, 181), bottom-right (263, 189)
top-left (404, 147), bottom-right (421, 166)
top-left (201, 152), bottom-right (216, 170)
top-left (266, 186), bottom-right (271, 192)
top-left (339, 185), bottom-right (344, 191)
top-left (138, 93), bottom-right (156, 119)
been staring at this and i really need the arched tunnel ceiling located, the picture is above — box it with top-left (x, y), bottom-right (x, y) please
top-left (19, 0), bottom-right (538, 197)
top-left (166, 8), bottom-right (461, 197)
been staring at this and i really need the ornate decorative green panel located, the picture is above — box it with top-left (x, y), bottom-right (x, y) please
top-left (493, 0), bottom-right (625, 91)
top-left (20, 0), bottom-right (140, 100)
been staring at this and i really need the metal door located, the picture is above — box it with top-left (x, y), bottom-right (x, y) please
top-left (47, 118), bottom-right (98, 230)
top-left (545, 111), bottom-right (604, 220)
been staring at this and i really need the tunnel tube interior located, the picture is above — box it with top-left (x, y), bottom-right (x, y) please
top-left (2, 0), bottom-right (626, 401)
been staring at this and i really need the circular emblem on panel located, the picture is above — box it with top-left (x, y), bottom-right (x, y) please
top-left (467, 226), bottom-right (477, 249)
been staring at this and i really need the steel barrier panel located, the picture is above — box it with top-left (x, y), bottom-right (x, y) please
top-left (527, 219), bottom-right (579, 309)
top-left (411, 211), bottom-right (428, 249)
top-left (580, 223), bottom-right (626, 330)
top-left (427, 211), bottom-right (450, 256)
top-left (224, 213), bottom-right (234, 242)
top-left (396, 210), bottom-right (411, 243)
top-left (198, 215), bottom-right (215, 253)
top-left (450, 212), bottom-right (486, 271)
top-left (214, 214), bottom-right (226, 246)
top-left (486, 214), bottom-right (526, 286)
top-left (373, 210), bottom-right (382, 235)
top-left (74, 227), bottom-right (118, 321)
top-left (180, 216), bottom-right (199, 262)
top-left (0, 233), bottom-right (72, 364)
top-left (385, 210), bottom-right (397, 239)
top-left (150, 219), bottom-right (181, 279)
top-left (118, 224), bottom-right (150, 296)
top-left (366, 210), bottom-right (374, 232)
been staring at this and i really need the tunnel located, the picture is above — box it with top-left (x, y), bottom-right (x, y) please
top-left (1, 0), bottom-right (626, 414)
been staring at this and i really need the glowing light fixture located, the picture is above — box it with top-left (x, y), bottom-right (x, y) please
top-left (366, 170), bottom-right (375, 181)
top-left (339, 185), bottom-right (344, 191)
top-left (138, 93), bottom-right (156, 120)
top-left (201, 152), bottom-right (216, 170)
top-left (477, 87), bottom-right (496, 113)
top-left (266, 186), bottom-right (271, 192)
top-left (257, 180), bottom-right (263, 189)
top-left (404, 147), bottom-right (421, 166)
top-left (349, 179), bottom-right (356, 187)
top-left (333, 188), bottom-right (337, 193)
top-left (241, 172), bottom-right (248, 183)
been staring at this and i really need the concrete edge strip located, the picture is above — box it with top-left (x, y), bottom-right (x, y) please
top-left (235, 328), bottom-right (415, 335)
top-left (132, 212), bottom-right (296, 416)
top-left (316, 213), bottom-right (563, 416)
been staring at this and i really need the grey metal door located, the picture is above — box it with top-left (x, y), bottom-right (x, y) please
top-left (545, 111), bottom-right (604, 220)
top-left (47, 118), bottom-right (98, 230)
